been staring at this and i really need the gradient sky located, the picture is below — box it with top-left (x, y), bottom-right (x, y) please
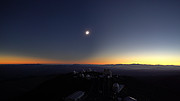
top-left (1, 0), bottom-right (180, 65)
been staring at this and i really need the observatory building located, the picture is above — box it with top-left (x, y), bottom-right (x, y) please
top-left (65, 91), bottom-right (85, 101)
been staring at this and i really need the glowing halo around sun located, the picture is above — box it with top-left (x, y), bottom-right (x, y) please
top-left (85, 30), bottom-right (90, 35)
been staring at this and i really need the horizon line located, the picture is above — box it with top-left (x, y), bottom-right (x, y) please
top-left (0, 63), bottom-right (179, 66)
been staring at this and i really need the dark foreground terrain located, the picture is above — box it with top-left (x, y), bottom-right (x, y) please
top-left (1, 64), bottom-right (180, 101)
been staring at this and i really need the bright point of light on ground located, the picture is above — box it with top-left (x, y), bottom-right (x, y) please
top-left (85, 30), bottom-right (90, 35)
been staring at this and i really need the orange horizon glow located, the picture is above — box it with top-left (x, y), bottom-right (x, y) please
top-left (0, 55), bottom-right (64, 64)
top-left (0, 54), bottom-right (180, 66)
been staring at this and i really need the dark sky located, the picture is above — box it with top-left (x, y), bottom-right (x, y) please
top-left (1, 0), bottom-right (180, 64)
